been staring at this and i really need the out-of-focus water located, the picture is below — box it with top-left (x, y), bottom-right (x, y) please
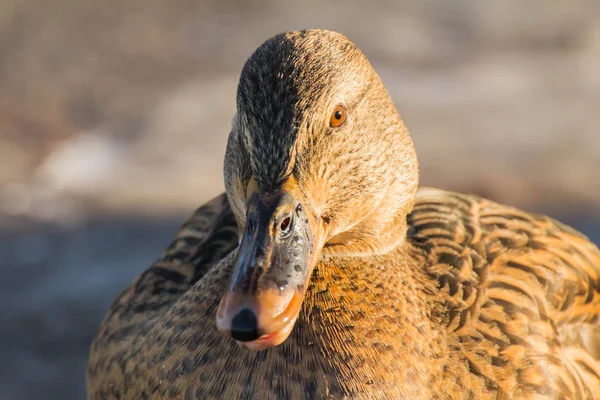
top-left (0, 216), bottom-right (182, 400)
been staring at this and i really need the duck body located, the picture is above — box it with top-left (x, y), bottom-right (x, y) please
top-left (88, 30), bottom-right (600, 399)
top-left (88, 189), bottom-right (600, 399)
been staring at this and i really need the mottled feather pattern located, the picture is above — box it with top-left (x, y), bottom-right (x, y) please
top-left (87, 195), bottom-right (240, 398)
top-left (409, 188), bottom-right (600, 399)
top-left (88, 189), bottom-right (600, 399)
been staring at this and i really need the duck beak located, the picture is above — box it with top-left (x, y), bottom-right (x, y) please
top-left (216, 177), bottom-right (325, 350)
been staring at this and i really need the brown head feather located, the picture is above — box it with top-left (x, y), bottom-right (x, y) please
top-left (226, 29), bottom-right (419, 256)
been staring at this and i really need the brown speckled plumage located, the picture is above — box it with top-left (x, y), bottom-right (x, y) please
top-left (87, 30), bottom-right (600, 399)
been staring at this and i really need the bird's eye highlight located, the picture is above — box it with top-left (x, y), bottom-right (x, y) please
top-left (329, 105), bottom-right (346, 128)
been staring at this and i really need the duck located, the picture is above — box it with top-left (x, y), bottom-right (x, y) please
top-left (87, 29), bottom-right (600, 399)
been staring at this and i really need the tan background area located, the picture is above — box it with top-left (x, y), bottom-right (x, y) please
top-left (1, 1), bottom-right (599, 399)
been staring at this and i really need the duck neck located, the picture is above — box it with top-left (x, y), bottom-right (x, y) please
top-left (302, 244), bottom-right (449, 397)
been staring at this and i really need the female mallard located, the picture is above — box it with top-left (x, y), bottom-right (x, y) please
top-left (87, 29), bottom-right (600, 399)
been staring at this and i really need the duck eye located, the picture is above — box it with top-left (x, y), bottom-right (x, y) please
top-left (329, 105), bottom-right (346, 128)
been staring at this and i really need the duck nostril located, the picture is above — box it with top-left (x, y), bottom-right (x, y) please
top-left (230, 308), bottom-right (260, 342)
top-left (276, 211), bottom-right (294, 238)
top-left (280, 216), bottom-right (292, 233)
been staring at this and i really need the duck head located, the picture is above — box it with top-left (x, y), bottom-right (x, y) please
top-left (216, 29), bottom-right (419, 350)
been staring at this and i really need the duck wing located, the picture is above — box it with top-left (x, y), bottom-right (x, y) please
top-left (408, 188), bottom-right (600, 398)
top-left (87, 194), bottom-right (239, 395)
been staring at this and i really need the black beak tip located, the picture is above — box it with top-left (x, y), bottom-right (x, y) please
top-left (230, 308), bottom-right (260, 342)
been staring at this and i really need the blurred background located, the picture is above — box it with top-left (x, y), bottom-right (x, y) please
top-left (1, 0), bottom-right (599, 398)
